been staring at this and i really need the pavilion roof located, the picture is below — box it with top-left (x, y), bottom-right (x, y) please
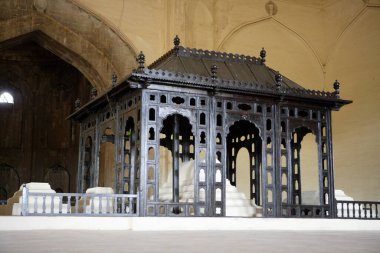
top-left (68, 37), bottom-right (352, 121)
top-left (148, 45), bottom-right (304, 91)
top-left (128, 37), bottom-right (349, 104)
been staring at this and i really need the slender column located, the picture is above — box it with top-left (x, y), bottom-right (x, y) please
top-left (326, 110), bottom-right (336, 217)
top-left (297, 138), bottom-right (302, 204)
top-left (130, 126), bottom-right (136, 194)
top-left (255, 137), bottom-right (262, 205)
top-left (76, 123), bottom-right (84, 192)
top-left (208, 96), bottom-right (216, 215)
top-left (182, 133), bottom-right (190, 162)
top-left (273, 103), bottom-right (281, 217)
top-left (94, 116), bottom-right (100, 187)
top-left (115, 105), bottom-right (121, 193)
top-left (172, 114), bottom-right (180, 203)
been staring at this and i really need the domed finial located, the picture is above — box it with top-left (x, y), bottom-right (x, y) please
top-left (211, 65), bottom-right (218, 81)
top-left (74, 98), bottom-right (81, 110)
top-left (112, 73), bottom-right (118, 87)
top-left (260, 47), bottom-right (266, 64)
top-left (136, 51), bottom-right (145, 72)
top-left (90, 86), bottom-right (98, 99)
top-left (174, 35), bottom-right (180, 49)
top-left (275, 72), bottom-right (283, 90)
top-left (333, 80), bottom-right (340, 98)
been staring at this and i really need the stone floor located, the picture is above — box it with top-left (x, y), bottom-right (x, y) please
top-left (1, 230), bottom-right (380, 253)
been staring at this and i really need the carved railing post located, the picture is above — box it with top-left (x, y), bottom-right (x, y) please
top-left (21, 184), bottom-right (29, 216)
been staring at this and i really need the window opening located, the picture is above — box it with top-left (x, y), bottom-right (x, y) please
top-left (0, 92), bottom-right (14, 104)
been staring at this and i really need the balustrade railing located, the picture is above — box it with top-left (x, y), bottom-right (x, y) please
top-left (282, 204), bottom-right (330, 218)
top-left (146, 202), bottom-right (195, 216)
top-left (336, 200), bottom-right (379, 219)
top-left (20, 186), bottom-right (139, 216)
top-left (0, 200), bottom-right (7, 205)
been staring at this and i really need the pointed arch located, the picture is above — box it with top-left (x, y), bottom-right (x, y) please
top-left (0, 0), bottom-right (137, 91)
top-left (218, 17), bottom-right (324, 90)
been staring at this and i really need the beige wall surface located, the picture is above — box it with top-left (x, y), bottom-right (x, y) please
top-left (73, 0), bottom-right (380, 201)
top-left (0, 0), bottom-right (373, 201)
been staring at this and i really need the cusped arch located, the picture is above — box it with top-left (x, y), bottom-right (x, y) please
top-left (158, 112), bottom-right (195, 135)
top-left (290, 125), bottom-right (319, 143)
top-left (226, 119), bottom-right (264, 140)
top-left (0, 0), bottom-right (138, 91)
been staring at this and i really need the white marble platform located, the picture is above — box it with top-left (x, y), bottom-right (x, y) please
top-left (1, 216), bottom-right (380, 231)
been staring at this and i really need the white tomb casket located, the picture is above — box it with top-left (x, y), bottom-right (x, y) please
top-left (79, 187), bottom-right (114, 214)
top-left (10, 183), bottom-right (68, 215)
top-left (335, 189), bottom-right (364, 218)
top-left (159, 159), bottom-right (260, 217)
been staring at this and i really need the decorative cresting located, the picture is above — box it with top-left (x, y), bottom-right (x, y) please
top-left (69, 36), bottom-right (352, 218)
top-left (137, 44), bottom-right (347, 104)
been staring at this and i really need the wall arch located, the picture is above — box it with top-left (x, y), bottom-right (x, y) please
top-left (0, 163), bottom-right (21, 200)
top-left (0, 0), bottom-right (137, 91)
top-left (325, 7), bottom-right (380, 201)
top-left (218, 17), bottom-right (324, 90)
top-left (185, 1), bottom-right (214, 49)
top-left (44, 164), bottom-right (70, 193)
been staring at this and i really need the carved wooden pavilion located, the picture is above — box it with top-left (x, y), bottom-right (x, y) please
top-left (69, 36), bottom-right (351, 218)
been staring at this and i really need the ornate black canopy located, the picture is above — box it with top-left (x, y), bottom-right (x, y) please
top-left (69, 36), bottom-right (352, 218)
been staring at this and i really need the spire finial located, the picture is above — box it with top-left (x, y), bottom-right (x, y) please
top-left (211, 65), bottom-right (218, 81)
top-left (136, 51), bottom-right (145, 72)
top-left (275, 72), bottom-right (283, 90)
top-left (90, 86), bottom-right (97, 99)
top-left (112, 73), bottom-right (118, 87)
top-left (260, 47), bottom-right (266, 64)
top-left (74, 98), bottom-right (81, 110)
top-left (174, 35), bottom-right (180, 49)
top-left (333, 80), bottom-right (340, 98)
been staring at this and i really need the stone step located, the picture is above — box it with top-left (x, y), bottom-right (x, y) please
top-left (226, 206), bottom-right (255, 217)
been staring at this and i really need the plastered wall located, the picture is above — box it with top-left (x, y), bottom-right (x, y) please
top-left (73, 0), bottom-right (380, 201)
top-left (1, 0), bottom-right (376, 201)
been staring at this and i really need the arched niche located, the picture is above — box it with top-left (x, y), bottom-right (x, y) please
top-left (0, 163), bottom-right (20, 200)
top-left (44, 164), bottom-right (70, 193)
